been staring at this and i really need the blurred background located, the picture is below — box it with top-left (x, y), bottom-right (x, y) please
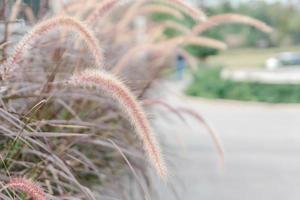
top-left (1, 0), bottom-right (300, 199)
top-left (160, 1), bottom-right (300, 200)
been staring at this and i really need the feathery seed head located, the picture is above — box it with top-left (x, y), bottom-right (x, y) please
top-left (193, 13), bottom-right (273, 34)
top-left (7, 178), bottom-right (46, 200)
top-left (1, 16), bottom-right (103, 78)
top-left (69, 69), bottom-right (167, 178)
top-left (167, 0), bottom-right (207, 22)
top-left (162, 21), bottom-right (191, 34)
top-left (112, 44), bottom-right (161, 74)
top-left (183, 36), bottom-right (227, 50)
top-left (139, 4), bottom-right (184, 20)
top-left (86, 0), bottom-right (120, 23)
top-left (163, 36), bottom-right (227, 50)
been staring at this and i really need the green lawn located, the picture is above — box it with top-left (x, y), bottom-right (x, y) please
top-left (208, 46), bottom-right (300, 69)
top-left (186, 68), bottom-right (300, 103)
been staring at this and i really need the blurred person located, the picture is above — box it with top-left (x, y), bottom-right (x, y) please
top-left (176, 53), bottom-right (186, 80)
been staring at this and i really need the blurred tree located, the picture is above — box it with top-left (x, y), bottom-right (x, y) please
top-left (206, 1), bottom-right (300, 47)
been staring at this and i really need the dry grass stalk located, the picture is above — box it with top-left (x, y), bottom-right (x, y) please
top-left (23, 5), bottom-right (36, 24)
top-left (62, 0), bottom-right (91, 13)
top-left (112, 44), bottom-right (162, 74)
top-left (86, 0), bottom-right (119, 23)
top-left (6, 178), bottom-right (46, 200)
top-left (68, 69), bottom-right (167, 179)
top-left (60, 0), bottom-right (95, 18)
top-left (113, 35), bottom-right (225, 75)
top-left (166, 0), bottom-right (207, 21)
top-left (116, 0), bottom-right (146, 31)
top-left (139, 4), bottom-right (184, 20)
top-left (6, 0), bottom-right (22, 44)
top-left (142, 99), bottom-right (187, 123)
top-left (177, 108), bottom-right (225, 164)
top-left (193, 13), bottom-right (273, 34)
top-left (0, 42), bottom-right (10, 50)
top-left (183, 36), bottom-right (227, 50)
top-left (1, 16), bottom-right (103, 78)
top-left (9, 0), bottom-right (22, 22)
top-left (144, 24), bottom-right (166, 43)
top-left (142, 99), bottom-right (224, 163)
top-left (162, 20), bottom-right (191, 35)
top-left (163, 36), bottom-right (227, 50)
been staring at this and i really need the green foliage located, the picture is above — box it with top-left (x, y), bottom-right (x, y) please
top-left (151, 9), bottom-right (220, 59)
top-left (205, 1), bottom-right (300, 47)
top-left (186, 67), bottom-right (300, 103)
top-left (184, 44), bottom-right (218, 59)
top-left (184, 28), bottom-right (222, 58)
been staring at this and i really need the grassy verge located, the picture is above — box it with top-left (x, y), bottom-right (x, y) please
top-left (186, 68), bottom-right (300, 103)
top-left (208, 46), bottom-right (299, 69)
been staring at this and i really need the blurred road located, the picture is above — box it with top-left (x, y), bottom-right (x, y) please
top-left (150, 78), bottom-right (300, 200)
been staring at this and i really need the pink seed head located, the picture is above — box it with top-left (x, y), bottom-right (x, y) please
top-left (7, 178), bottom-right (46, 200)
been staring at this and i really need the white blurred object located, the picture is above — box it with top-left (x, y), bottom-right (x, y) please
top-left (222, 68), bottom-right (300, 84)
top-left (265, 57), bottom-right (280, 70)
top-left (265, 51), bottom-right (300, 70)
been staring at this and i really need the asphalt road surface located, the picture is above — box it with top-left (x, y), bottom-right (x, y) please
top-left (150, 79), bottom-right (300, 200)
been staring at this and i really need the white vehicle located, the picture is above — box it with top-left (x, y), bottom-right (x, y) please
top-left (265, 52), bottom-right (300, 70)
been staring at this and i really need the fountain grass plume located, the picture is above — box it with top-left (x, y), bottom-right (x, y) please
top-left (68, 69), bottom-right (167, 179)
top-left (86, 0), bottom-right (120, 23)
top-left (62, 0), bottom-right (93, 13)
top-left (164, 36), bottom-right (227, 50)
top-left (166, 0), bottom-right (207, 21)
top-left (162, 20), bottom-right (191, 34)
top-left (113, 36), bottom-right (225, 74)
top-left (193, 13), bottom-right (273, 34)
top-left (139, 4), bottom-right (184, 20)
top-left (112, 44), bottom-right (161, 74)
top-left (116, 0), bottom-right (145, 31)
top-left (61, 0), bottom-right (96, 18)
top-left (7, 178), bottom-right (46, 200)
top-left (183, 36), bottom-right (227, 50)
top-left (144, 24), bottom-right (165, 42)
top-left (1, 16), bottom-right (103, 79)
